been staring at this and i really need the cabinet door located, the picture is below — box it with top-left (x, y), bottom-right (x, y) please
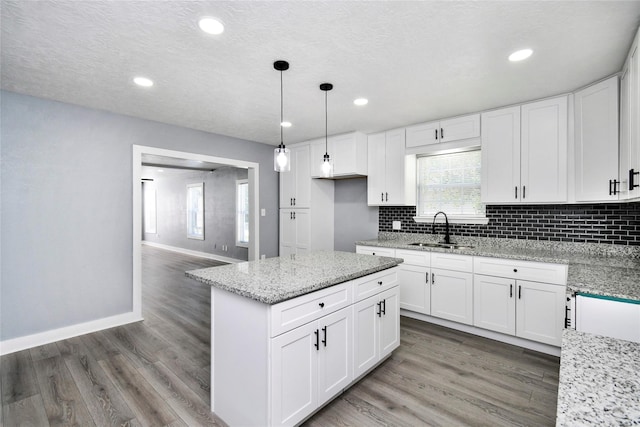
top-left (293, 209), bottom-right (310, 250)
top-left (620, 60), bottom-right (632, 199)
top-left (384, 128), bottom-right (408, 205)
top-left (279, 209), bottom-right (296, 256)
top-left (379, 287), bottom-right (400, 359)
top-left (515, 280), bottom-right (565, 347)
top-left (271, 322), bottom-right (318, 427)
top-left (317, 308), bottom-right (353, 405)
top-left (352, 295), bottom-right (379, 378)
top-left (292, 145), bottom-right (311, 208)
top-left (521, 96), bottom-right (568, 203)
top-left (574, 76), bottom-right (619, 202)
top-left (628, 42), bottom-right (640, 199)
top-left (430, 269), bottom-right (473, 325)
top-left (309, 139), bottom-right (326, 178)
top-left (367, 132), bottom-right (386, 205)
top-left (473, 275), bottom-right (516, 335)
top-left (405, 121), bottom-right (439, 148)
top-left (398, 264), bottom-right (430, 314)
top-left (481, 106), bottom-right (521, 203)
top-left (440, 114), bottom-right (480, 143)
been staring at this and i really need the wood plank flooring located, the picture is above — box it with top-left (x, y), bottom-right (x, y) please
top-left (1, 246), bottom-right (560, 426)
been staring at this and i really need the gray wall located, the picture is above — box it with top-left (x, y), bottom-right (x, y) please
top-left (334, 178), bottom-right (379, 252)
top-left (1, 91), bottom-right (278, 341)
top-left (144, 166), bottom-right (249, 261)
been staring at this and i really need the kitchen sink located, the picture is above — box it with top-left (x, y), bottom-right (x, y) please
top-left (408, 242), bottom-right (474, 250)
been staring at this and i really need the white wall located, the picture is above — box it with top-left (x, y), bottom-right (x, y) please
top-left (0, 91), bottom-right (278, 342)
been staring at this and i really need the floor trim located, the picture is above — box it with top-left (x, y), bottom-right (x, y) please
top-left (142, 241), bottom-right (243, 264)
top-left (0, 312), bottom-right (143, 356)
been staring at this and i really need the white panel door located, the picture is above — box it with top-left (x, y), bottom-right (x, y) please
top-left (352, 295), bottom-right (379, 378)
top-left (521, 96), bottom-right (568, 203)
top-left (271, 322), bottom-right (318, 427)
top-left (367, 132), bottom-right (386, 205)
top-left (292, 145), bottom-right (311, 208)
top-left (398, 264), bottom-right (430, 314)
top-left (473, 275), bottom-right (516, 335)
top-left (405, 121), bottom-right (439, 148)
top-left (620, 60), bottom-right (632, 199)
top-left (384, 128), bottom-right (407, 205)
top-left (628, 43), bottom-right (640, 199)
top-left (317, 308), bottom-right (353, 405)
top-left (293, 209), bottom-right (310, 250)
top-left (279, 209), bottom-right (296, 256)
top-left (515, 280), bottom-right (565, 347)
top-left (329, 133), bottom-right (355, 176)
top-left (379, 287), bottom-right (400, 359)
top-left (430, 269), bottom-right (474, 325)
top-left (574, 76), bottom-right (619, 202)
top-left (440, 114), bottom-right (480, 142)
top-left (481, 106), bottom-right (521, 203)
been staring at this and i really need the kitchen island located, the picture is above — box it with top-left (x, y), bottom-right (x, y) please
top-left (186, 251), bottom-right (404, 427)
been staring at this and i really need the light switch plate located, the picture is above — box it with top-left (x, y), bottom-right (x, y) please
top-left (261, 208), bottom-right (266, 216)
top-left (392, 221), bottom-right (401, 230)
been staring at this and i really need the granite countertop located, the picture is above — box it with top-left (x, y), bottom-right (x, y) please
top-left (356, 234), bottom-right (640, 301)
top-left (186, 250), bottom-right (403, 304)
top-left (556, 329), bottom-right (640, 426)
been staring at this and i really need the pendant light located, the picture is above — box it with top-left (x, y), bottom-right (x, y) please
top-left (273, 60), bottom-right (291, 172)
top-left (320, 82), bottom-right (333, 178)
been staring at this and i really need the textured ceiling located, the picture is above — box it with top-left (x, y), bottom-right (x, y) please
top-left (2, 1), bottom-right (640, 146)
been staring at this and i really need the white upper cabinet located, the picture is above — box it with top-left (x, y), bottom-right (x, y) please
top-left (280, 144), bottom-right (311, 208)
top-left (481, 96), bottom-right (568, 204)
top-left (521, 96), bottom-right (568, 203)
top-left (574, 76), bottom-right (620, 202)
top-left (367, 129), bottom-right (416, 206)
top-left (405, 114), bottom-right (480, 148)
top-left (620, 27), bottom-right (640, 200)
top-left (310, 132), bottom-right (367, 178)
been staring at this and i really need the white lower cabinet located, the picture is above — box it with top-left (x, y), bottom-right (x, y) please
top-left (473, 274), bottom-right (516, 335)
top-left (271, 307), bottom-right (352, 426)
top-left (353, 286), bottom-right (400, 378)
top-left (430, 268), bottom-right (474, 325)
top-left (398, 264), bottom-right (430, 314)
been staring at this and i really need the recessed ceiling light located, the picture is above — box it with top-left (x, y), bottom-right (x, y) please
top-left (354, 98), bottom-right (368, 106)
top-left (198, 17), bottom-right (224, 35)
top-left (133, 76), bottom-right (154, 87)
top-left (281, 121), bottom-right (292, 128)
top-left (157, 169), bottom-right (164, 173)
top-left (509, 49), bottom-right (533, 62)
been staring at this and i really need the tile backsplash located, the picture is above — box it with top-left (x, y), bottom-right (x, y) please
top-left (379, 203), bottom-right (640, 245)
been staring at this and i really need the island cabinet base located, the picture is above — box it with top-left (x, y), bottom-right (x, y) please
top-left (210, 267), bottom-right (400, 427)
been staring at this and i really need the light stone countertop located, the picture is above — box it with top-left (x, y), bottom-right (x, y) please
top-left (186, 250), bottom-right (403, 304)
top-left (356, 233), bottom-right (640, 301)
top-left (556, 329), bottom-right (640, 426)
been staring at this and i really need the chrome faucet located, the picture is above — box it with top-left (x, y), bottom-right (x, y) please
top-left (432, 211), bottom-right (451, 244)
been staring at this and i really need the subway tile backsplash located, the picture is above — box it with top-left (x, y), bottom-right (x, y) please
top-left (379, 203), bottom-right (640, 245)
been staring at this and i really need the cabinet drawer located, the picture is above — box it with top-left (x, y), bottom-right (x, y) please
top-left (355, 245), bottom-right (396, 257)
top-left (395, 249), bottom-right (430, 267)
top-left (270, 282), bottom-right (352, 337)
top-left (430, 252), bottom-right (473, 273)
top-left (353, 268), bottom-right (399, 302)
top-left (473, 257), bottom-right (567, 285)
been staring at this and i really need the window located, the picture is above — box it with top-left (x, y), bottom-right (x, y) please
top-left (236, 179), bottom-right (249, 247)
top-left (143, 182), bottom-right (157, 234)
top-left (187, 183), bottom-right (204, 239)
top-left (416, 149), bottom-right (486, 223)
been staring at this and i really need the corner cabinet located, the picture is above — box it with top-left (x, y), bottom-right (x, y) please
top-left (481, 96), bottom-right (568, 204)
top-left (574, 76), bottom-right (620, 202)
top-left (367, 129), bottom-right (416, 206)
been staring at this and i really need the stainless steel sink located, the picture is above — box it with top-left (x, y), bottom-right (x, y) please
top-left (408, 242), bottom-right (474, 250)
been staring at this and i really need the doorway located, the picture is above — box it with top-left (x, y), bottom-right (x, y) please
top-left (132, 145), bottom-right (260, 319)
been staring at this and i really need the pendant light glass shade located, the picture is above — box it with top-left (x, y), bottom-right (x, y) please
top-left (274, 61), bottom-right (291, 172)
top-left (320, 83), bottom-right (333, 178)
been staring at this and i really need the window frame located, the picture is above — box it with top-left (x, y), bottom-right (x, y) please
top-left (236, 179), bottom-right (249, 248)
top-left (186, 182), bottom-right (205, 240)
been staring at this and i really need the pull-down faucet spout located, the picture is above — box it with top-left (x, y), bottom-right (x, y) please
top-left (432, 211), bottom-right (451, 244)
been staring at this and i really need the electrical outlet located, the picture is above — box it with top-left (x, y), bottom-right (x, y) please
top-left (261, 254), bottom-right (266, 260)
top-left (261, 208), bottom-right (266, 217)
top-left (392, 221), bottom-right (402, 230)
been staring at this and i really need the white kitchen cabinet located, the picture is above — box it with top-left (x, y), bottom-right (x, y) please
top-left (355, 245), bottom-right (396, 257)
top-left (396, 249), bottom-right (431, 314)
top-left (405, 114), bottom-right (480, 148)
top-left (367, 129), bottom-right (416, 206)
top-left (576, 295), bottom-right (640, 343)
top-left (574, 76), bottom-right (620, 202)
top-left (473, 274), bottom-right (516, 335)
top-left (481, 96), bottom-right (568, 204)
top-left (430, 268), bottom-right (474, 325)
top-left (353, 286), bottom-right (400, 378)
top-left (515, 280), bottom-right (565, 347)
top-left (620, 27), bottom-right (640, 200)
top-left (271, 306), bottom-right (352, 426)
top-left (279, 209), bottom-right (310, 256)
top-left (280, 144), bottom-right (311, 208)
top-left (310, 132), bottom-right (367, 178)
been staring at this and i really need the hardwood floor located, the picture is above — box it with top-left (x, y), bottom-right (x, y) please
top-left (1, 246), bottom-right (559, 426)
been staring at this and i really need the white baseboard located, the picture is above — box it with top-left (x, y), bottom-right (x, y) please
top-left (400, 310), bottom-right (561, 357)
top-left (0, 311), bottom-right (143, 356)
top-left (142, 241), bottom-right (243, 264)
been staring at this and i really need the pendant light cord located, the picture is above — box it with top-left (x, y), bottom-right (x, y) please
top-left (325, 89), bottom-right (328, 154)
top-left (280, 70), bottom-right (284, 147)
